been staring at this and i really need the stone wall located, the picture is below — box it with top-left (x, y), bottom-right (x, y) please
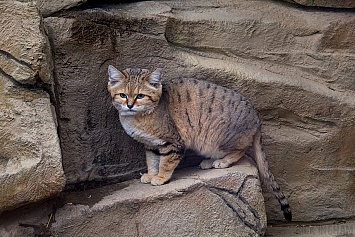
top-left (44, 16), bottom-right (148, 187)
top-left (283, 0), bottom-right (355, 8)
top-left (16, 0), bottom-right (87, 17)
top-left (44, 0), bottom-right (355, 222)
top-left (1, 0), bottom-right (355, 225)
top-left (0, 1), bottom-right (65, 214)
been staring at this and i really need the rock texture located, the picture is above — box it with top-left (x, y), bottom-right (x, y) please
top-left (44, 15), bottom-right (148, 187)
top-left (0, 158), bottom-right (267, 237)
top-left (17, 0), bottom-right (88, 17)
top-left (266, 220), bottom-right (355, 237)
top-left (283, 0), bottom-right (355, 8)
top-left (0, 1), bottom-right (65, 214)
top-left (44, 0), bottom-right (355, 222)
top-left (0, 1), bottom-right (53, 85)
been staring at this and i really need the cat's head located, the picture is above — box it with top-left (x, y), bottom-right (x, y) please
top-left (107, 65), bottom-right (163, 116)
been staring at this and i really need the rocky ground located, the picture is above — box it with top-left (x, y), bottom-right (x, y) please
top-left (266, 220), bottom-right (355, 237)
top-left (1, 159), bottom-right (355, 236)
top-left (1, 157), bottom-right (269, 236)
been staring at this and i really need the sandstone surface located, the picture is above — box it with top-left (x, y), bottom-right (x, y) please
top-left (0, 158), bottom-right (267, 237)
top-left (0, 73), bottom-right (65, 214)
top-left (0, 1), bottom-right (65, 214)
top-left (16, 0), bottom-right (87, 17)
top-left (0, 1), bottom-right (53, 85)
top-left (283, 0), bottom-right (355, 8)
top-left (44, 15), bottom-right (148, 187)
top-left (44, 0), bottom-right (355, 222)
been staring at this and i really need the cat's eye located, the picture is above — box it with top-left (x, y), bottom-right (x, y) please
top-left (136, 94), bottom-right (145, 99)
top-left (119, 93), bottom-right (127, 99)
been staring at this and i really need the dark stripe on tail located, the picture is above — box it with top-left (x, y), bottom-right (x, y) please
top-left (282, 203), bottom-right (292, 221)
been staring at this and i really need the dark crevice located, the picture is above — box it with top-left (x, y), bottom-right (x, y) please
top-left (78, 0), bottom-right (142, 9)
top-left (0, 42), bottom-right (56, 104)
top-left (206, 175), bottom-right (266, 235)
top-left (48, 0), bottom-right (355, 15)
top-left (0, 49), bottom-right (32, 69)
top-left (272, 0), bottom-right (355, 13)
top-left (47, 1), bottom-right (146, 18)
top-left (208, 174), bottom-right (259, 197)
top-left (239, 194), bottom-right (263, 223)
top-left (0, 68), bottom-right (21, 86)
top-left (207, 187), bottom-right (265, 235)
top-left (64, 168), bottom-right (144, 192)
top-left (0, 66), bottom-right (52, 94)
top-left (43, 22), bottom-right (64, 167)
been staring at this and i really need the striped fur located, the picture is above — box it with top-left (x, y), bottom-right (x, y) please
top-left (107, 65), bottom-right (292, 220)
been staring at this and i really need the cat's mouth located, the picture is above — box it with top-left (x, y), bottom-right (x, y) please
top-left (120, 107), bottom-right (139, 116)
top-left (119, 105), bottom-right (151, 116)
top-left (120, 110), bottom-right (137, 115)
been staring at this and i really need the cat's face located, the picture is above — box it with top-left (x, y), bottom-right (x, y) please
top-left (107, 66), bottom-right (163, 116)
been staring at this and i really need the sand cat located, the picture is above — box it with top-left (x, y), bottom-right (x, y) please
top-left (107, 65), bottom-right (292, 221)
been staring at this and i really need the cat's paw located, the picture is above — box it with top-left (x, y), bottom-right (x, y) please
top-left (140, 173), bottom-right (154, 184)
top-left (151, 176), bottom-right (168, 186)
top-left (212, 159), bottom-right (231, 169)
top-left (199, 159), bottom-right (214, 169)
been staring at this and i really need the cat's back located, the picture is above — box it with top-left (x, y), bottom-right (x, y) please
top-left (163, 78), bottom-right (258, 122)
top-left (162, 78), bottom-right (260, 153)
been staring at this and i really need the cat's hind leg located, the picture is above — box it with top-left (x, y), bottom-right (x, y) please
top-left (199, 158), bottom-right (216, 170)
top-left (212, 150), bottom-right (245, 169)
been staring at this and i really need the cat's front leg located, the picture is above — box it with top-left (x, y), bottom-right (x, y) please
top-left (141, 150), bottom-right (160, 184)
top-left (151, 152), bottom-right (182, 186)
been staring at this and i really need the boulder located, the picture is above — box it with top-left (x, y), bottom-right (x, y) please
top-left (0, 158), bottom-right (267, 237)
top-left (44, 15), bottom-right (147, 187)
top-left (44, 0), bottom-right (355, 222)
top-left (283, 0), bottom-right (355, 8)
top-left (0, 73), bottom-right (65, 214)
top-left (16, 0), bottom-right (88, 17)
top-left (0, 1), bottom-right (53, 85)
top-left (0, 1), bottom-right (65, 214)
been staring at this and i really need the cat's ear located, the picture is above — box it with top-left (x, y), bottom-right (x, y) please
top-left (108, 65), bottom-right (124, 86)
top-left (147, 68), bottom-right (162, 89)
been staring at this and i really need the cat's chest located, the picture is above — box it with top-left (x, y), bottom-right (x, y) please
top-left (120, 117), bottom-right (166, 147)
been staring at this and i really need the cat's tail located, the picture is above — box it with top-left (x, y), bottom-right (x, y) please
top-left (253, 128), bottom-right (292, 221)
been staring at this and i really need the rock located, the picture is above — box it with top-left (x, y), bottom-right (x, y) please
top-left (44, 0), bottom-right (355, 222)
top-left (17, 0), bottom-right (88, 17)
top-left (44, 15), bottom-right (148, 187)
top-left (0, 54), bottom-right (35, 84)
top-left (266, 220), bottom-right (355, 237)
top-left (0, 157), bottom-right (267, 237)
top-left (164, 0), bottom-right (355, 92)
top-left (0, 74), bottom-right (65, 214)
top-left (0, 1), bottom-right (54, 85)
top-left (282, 0), bottom-right (355, 8)
top-left (0, 1), bottom-right (65, 214)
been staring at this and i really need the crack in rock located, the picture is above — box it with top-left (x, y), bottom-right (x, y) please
top-left (0, 50), bottom-right (36, 84)
top-left (206, 175), bottom-right (266, 236)
top-left (0, 49), bottom-right (32, 68)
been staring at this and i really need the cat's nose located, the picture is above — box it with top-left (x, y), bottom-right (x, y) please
top-left (127, 102), bottom-right (134, 109)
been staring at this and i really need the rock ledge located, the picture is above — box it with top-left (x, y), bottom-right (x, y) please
top-left (0, 157), bottom-right (267, 237)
